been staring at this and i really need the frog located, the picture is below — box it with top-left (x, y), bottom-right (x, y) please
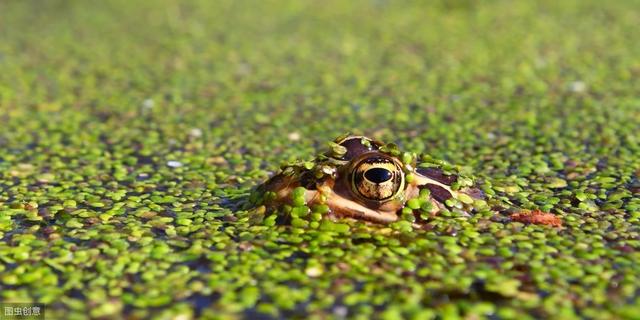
top-left (248, 134), bottom-right (488, 224)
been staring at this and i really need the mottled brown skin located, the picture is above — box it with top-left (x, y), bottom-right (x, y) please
top-left (259, 136), bottom-right (480, 223)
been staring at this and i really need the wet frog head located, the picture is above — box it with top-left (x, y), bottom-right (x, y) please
top-left (250, 134), bottom-right (487, 224)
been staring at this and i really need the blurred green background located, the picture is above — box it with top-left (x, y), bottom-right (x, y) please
top-left (0, 1), bottom-right (638, 319)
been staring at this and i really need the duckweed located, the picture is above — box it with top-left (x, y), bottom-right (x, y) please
top-left (1, 0), bottom-right (639, 319)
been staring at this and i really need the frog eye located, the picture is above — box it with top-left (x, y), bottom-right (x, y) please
top-left (350, 155), bottom-right (404, 202)
top-left (330, 135), bottom-right (382, 162)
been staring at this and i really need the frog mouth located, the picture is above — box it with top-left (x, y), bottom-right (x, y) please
top-left (323, 190), bottom-right (400, 223)
top-left (260, 173), bottom-right (402, 223)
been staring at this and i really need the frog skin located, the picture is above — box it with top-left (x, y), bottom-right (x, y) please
top-left (250, 135), bottom-right (485, 224)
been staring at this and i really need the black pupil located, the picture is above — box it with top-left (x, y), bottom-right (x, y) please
top-left (364, 168), bottom-right (393, 184)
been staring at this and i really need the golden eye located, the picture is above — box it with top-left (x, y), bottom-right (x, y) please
top-left (350, 155), bottom-right (404, 202)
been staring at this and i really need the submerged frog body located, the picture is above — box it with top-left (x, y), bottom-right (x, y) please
top-left (250, 135), bottom-right (487, 224)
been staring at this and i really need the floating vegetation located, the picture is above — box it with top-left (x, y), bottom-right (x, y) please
top-left (509, 210), bottom-right (563, 227)
top-left (0, 1), bottom-right (639, 319)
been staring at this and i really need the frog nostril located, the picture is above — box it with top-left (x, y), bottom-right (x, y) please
top-left (364, 168), bottom-right (393, 184)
